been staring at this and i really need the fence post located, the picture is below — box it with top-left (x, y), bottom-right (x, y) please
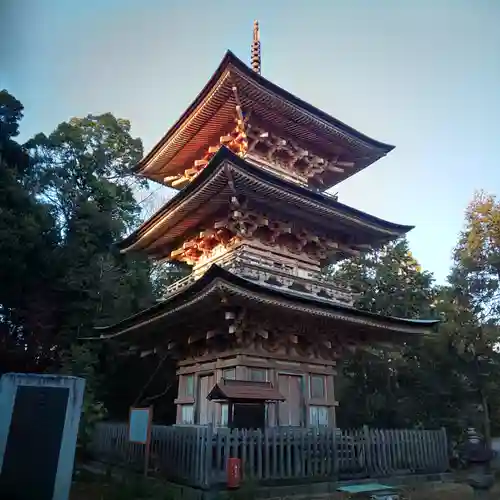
top-left (203, 425), bottom-right (214, 489)
top-left (193, 426), bottom-right (201, 487)
top-left (333, 429), bottom-right (340, 479)
top-left (363, 425), bottom-right (373, 477)
top-left (440, 427), bottom-right (450, 471)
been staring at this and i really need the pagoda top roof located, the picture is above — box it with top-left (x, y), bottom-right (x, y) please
top-left (135, 50), bottom-right (394, 186)
top-left (119, 147), bottom-right (413, 258)
top-left (87, 264), bottom-right (439, 342)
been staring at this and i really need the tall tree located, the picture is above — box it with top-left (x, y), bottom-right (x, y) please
top-left (328, 200), bottom-right (500, 441)
top-left (0, 90), bottom-right (60, 372)
top-left (0, 95), bottom-right (186, 426)
top-left (26, 114), bottom-right (146, 232)
top-left (22, 113), bottom-right (161, 431)
top-left (328, 238), bottom-right (448, 429)
top-left (328, 238), bottom-right (436, 318)
top-left (444, 191), bottom-right (500, 444)
top-left (25, 114), bottom-right (155, 343)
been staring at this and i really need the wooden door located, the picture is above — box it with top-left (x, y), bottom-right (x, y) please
top-left (278, 374), bottom-right (304, 426)
top-left (197, 373), bottom-right (215, 425)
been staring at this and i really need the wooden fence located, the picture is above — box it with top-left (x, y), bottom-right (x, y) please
top-left (90, 424), bottom-right (449, 489)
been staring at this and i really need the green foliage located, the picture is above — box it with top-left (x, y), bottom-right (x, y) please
top-left (327, 238), bottom-right (437, 318)
top-left (452, 191), bottom-right (500, 322)
top-left (151, 261), bottom-right (191, 296)
top-left (25, 113), bottom-right (146, 232)
top-left (331, 195), bottom-right (500, 443)
top-left (330, 238), bottom-right (443, 429)
top-left (0, 90), bottom-right (61, 372)
top-left (60, 345), bottom-right (107, 452)
top-left (0, 89), bottom-right (23, 139)
top-left (329, 239), bottom-right (475, 436)
top-left (441, 191), bottom-right (500, 443)
top-left (0, 92), bottom-right (180, 430)
top-left (22, 111), bottom-right (157, 342)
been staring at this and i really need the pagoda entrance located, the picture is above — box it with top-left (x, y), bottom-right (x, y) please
top-left (207, 378), bottom-right (285, 429)
top-left (277, 374), bottom-right (304, 427)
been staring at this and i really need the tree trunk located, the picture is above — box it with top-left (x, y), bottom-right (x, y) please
top-left (480, 388), bottom-right (492, 448)
top-left (475, 354), bottom-right (492, 448)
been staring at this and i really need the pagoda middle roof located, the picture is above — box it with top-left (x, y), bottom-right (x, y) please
top-left (88, 264), bottom-right (439, 342)
top-left (119, 147), bottom-right (413, 256)
top-left (135, 50), bottom-right (394, 185)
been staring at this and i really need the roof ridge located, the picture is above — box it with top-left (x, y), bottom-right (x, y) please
top-left (89, 263), bottom-right (439, 340)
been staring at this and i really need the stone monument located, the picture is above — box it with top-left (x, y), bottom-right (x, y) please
top-left (0, 373), bottom-right (85, 500)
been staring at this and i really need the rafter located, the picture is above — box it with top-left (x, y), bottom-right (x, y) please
top-left (168, 205), bottom-right (368, 267)
top-left (164, 89), bottom-right (249, 189)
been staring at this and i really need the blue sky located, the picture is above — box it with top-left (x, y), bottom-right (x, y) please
top-left (4, 0), bottom-right (500, 284)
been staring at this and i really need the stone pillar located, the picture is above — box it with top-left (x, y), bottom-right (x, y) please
top-left (463, 428), bottom-right (495, 498)
top-left (0, 373), bottom-right (85, 500)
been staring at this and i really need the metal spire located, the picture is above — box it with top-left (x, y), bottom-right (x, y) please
top-left (251, 20), bottom-right (261, 74)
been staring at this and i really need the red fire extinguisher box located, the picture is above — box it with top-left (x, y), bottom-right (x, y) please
top-left (227, 457), bottom-right (241, 489)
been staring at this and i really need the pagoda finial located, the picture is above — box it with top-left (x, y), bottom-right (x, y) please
top-left (251, 20), bottom-right (261, 74)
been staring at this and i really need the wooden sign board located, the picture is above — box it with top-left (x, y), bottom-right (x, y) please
top-left (128, 407), bottom-right (153, 476)
top-left (128, 407), bottom-right (152, 444)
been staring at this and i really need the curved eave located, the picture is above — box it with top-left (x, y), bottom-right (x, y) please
top-left (119, 147), bottom-right (413, 254)
top-left (87, 265), bottom-right (439, 340)
top-left (135, 50), bottom-right (394, 181)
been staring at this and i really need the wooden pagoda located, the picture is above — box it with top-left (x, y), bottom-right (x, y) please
top-left (95, 22), bottom-right (438, 429)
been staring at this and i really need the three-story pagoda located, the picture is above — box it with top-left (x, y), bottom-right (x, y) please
top-left (95, 23), bottom-right (438, 429)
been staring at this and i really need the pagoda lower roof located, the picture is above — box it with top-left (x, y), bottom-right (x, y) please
top-left (119, 147), bottom-right (413, 256)
top-left (88, 264), bottom-right (438, 342)
top-left (135, 50), bottom-right (394, 186)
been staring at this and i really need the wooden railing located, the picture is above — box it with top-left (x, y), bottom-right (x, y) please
top-left (90, 424), bottom-right (449, 489)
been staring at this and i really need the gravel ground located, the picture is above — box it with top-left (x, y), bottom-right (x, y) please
top-left (403, 481), bottom-right (500, 500)
top-left (70, 470), bottom-right (500, 500)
